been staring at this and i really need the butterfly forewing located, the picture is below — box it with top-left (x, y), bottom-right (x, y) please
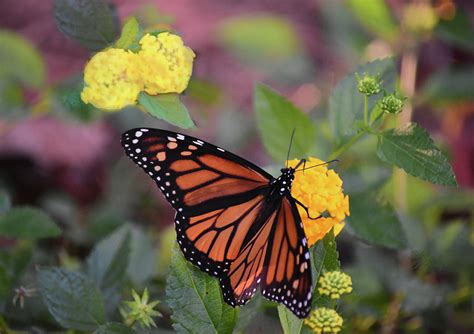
top-left (121, 128), bottom-right (313, 318)
top-left (122, 128), bottom-right (271, 272)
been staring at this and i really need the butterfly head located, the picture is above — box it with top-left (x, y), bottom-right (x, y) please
top-left (274, 167), bottom-right (295, 196)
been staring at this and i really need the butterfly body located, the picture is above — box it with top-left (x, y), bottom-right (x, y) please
top-left (122, 128), bottom-right (313, 318)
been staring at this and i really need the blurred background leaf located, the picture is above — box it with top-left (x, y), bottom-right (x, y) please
top-left (94, 322), bottom-right (137, 334)
top-left (217, 14), bottom-right (301, 63)
top-left (86, 225), bottom-right (131, 312)
top-left (0, 190), bottom-right (11, 215)
top-left (347, 192), bottom-right (407, 249)
top-left (255, 84), bottom-right (316, 162)
top-left (435, 11), bottom-right (474, 52)
top-left (0, 31), bottom-right (45, 89)
top-left (0, 207), bottom-right (60, 240)
top-left (53, 0), bottom-right (119, 51)
top-left (420, 66), bottom-right (474, 104)
top-left (38, 267), bottom-right (106, 331)
top-left (346, 0), bottom-right (399, 40)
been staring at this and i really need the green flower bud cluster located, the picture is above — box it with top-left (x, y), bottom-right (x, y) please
top-left (121, 288), bottom-right (162, 329)
top-left (380, 92), bottom-right (405, 114)
top-left (356, 73), bottom-right (382, 96)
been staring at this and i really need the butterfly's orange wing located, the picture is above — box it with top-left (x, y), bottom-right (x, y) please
top-left (260, 197), bottom-right (312, 317)
top-left (122, 128), bottom-right (312, 318)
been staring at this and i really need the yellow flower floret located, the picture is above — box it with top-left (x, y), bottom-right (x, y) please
top-left (138, 32), bottom-right (195, 95)
top-left (304, 307), bottom-right (343, 334)
top-left (287, 157), bottom-right (349, 246)
top-left (318, 271), bottom-right (353, 299)
top-left (81, 48), bottom-right (142, 110)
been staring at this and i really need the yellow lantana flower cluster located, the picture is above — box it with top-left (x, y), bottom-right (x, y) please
top-left (81, 32), bottom-right (195, 111)
top-left (304, 307), bottom-right (343, 334)
top-left (139, 33), bottom-right (195, 95)
top-left (287, 157), bottom-right (350, 246)
top-left (318, 271), bottom-right (353, 299)
top-left (81, 48), bottom-right (141, 110)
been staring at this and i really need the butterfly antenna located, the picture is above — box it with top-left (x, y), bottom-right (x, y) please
top-left (295, 159), bottom-right (339, 172)
top-left (286, 128), bottom-right (296, 168)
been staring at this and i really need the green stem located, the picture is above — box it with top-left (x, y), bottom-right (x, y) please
top-left (328, 130), bottom-right (367, 160)
top-left (363, 95), bottom-right (369, 126)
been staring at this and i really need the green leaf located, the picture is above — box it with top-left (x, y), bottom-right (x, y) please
top-left (53, 0), bottom-right (119, 51)
top-left (139, 93), bottom-right (195, 129)
top-left (217, 14), bottom-right (301, 62)
top-left (312, 230), bottom-right (340, 275)
top-left (94, 322), bottom-right (136, 334)
top-left (0, 31), bottom-right (45, 88)
top-left (86, 225), bottom-right (131, 309)
top-left (376, 122), bottom-right (457, 186)
top-left (357, 248), bottom-right (445, 313)
top-left (254, 84), bottom-right (316, 162)
top-left (311, 232), bottom-right (340, 309)
top-left (346, 0), bottom-right (398, 39)
top-left (38, 267), bottom-right (106, 331)
top-left (420, 66), bottom-right (474, 103)
top-left (166, 246), bottom-right (239, 334)
top-left (60, 86), bottom-right (100, 122)
top-left (429, 222), bottom-right (474, 271)
top-left (115, 17), bottom-right (140, 50)
top-left (234, 296), bottom-right (262, 333)
top-left (436, 11), bottom-right (474, 52)
top-left (127, 228), bottom-right (155, 284)
top-left (277, 305), bottom-right (307, 334)
top-left (0, 190), bottom-right (11, 215)
top-left (0, 243), bottom-right (32, 312)
top-left (329, 58), bottom-right (396, 144)
top-left (0, 207), bottom-right (61, 240)
top-left (347, 192), bottom-right (408, 249)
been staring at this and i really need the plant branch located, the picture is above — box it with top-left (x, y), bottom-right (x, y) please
top-left (363, 95), bottom-right (369, 126)
top-left (328, 130), bottom-right (367, 161)
top-left (394, 49), bottom-right (418, 212)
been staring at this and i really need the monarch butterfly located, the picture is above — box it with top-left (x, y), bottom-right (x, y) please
top-left (122, 128), bottom-right (314, 318)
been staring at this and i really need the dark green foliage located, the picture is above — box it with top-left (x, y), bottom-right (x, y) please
top-left (377, 123), bottom-right (457, 186)
top-left (166, 247), bottom-right (239, 334)
top-left (53, 0), bottom-right (119, 50)
top-left (94, 322), bottom-right (137, 334)
top-left (348, 192), bottom-right (407, 249)
top-left (38, 268), bottom-right (107, 331)
top-left (0, 207), bottom-right (61, 240)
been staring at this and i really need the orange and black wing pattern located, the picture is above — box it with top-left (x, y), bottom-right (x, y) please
top-left (121, 128), bottom-right (312, 318)
top-left (121, 128), bottom-right (271, 273)
top-left (261, 197), bottom-right (312, 317)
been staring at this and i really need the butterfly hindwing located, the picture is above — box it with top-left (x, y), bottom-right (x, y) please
top-left (260, 197), bottom-right (312, 317)
top-left (219, 207), bottom-right (277, 306)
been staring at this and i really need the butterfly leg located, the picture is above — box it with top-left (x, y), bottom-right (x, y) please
top-left (293, 198), bottom-right (321, 220)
